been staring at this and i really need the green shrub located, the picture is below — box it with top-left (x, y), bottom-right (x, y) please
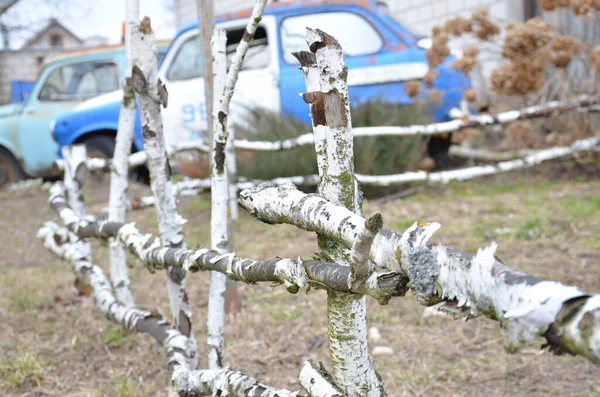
top-left (233, 101), bottom-right (430, 196)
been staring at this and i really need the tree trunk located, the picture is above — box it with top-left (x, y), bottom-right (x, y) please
top-left (298, 29), bottom-right (386, 397)
top-left (107, 0), bottom-right (138, 308)
top-left (130, 16), bottom-right (196, 367)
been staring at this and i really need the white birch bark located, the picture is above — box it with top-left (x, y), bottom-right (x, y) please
top-left (38, 221), bottom-right (298, 397)
top-left (238, 182), bottom-right (600, 363)
top-left (130, 17), bottom-right (196, 367)
top-left (208, 27), bottom-right (228, 369)
top-left (47, 180), bottom-right (405, 301)
top-left (299, 360), bottom-right (346, 397)
top-left (219, 0), bottom-right (267, 222)
top-left (448, 145), bottom-right (535, 161)
top-left (61, 145), bottom-right (87, 218)
top-left (106, 0), bottom-right (138, 308)
top-left (221, 95), bottom-right (599, 152)
top-left (299, 29), bottom-right (385, 397)
top-left (354, 137), bottom-right (598, 186)
top-left (226, 135), bottom-right (239, 220)
top-left (60, 145), bottom-right (93, 294)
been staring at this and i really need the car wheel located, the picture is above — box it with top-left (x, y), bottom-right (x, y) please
top-left (83, 135), bottom-right (149, 184)
top-left (0, 148), bottom-right (25, 189)
top-left (84, 135), bottom-right (115, 159)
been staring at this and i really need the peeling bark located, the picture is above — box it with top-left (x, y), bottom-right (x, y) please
top-left (238, 182), bottom-right (600, 363)
top-left (303, 29), bottom-right (385, 397)
top-left (224, 95), bottom-right (600, 151)
top-left (208, 27), bottom-right (228, 369)
top-left (107, 0), bottom-right (138, 308)
top-left (61, 145), bottom-right (92, 295)
top-left (38, 222), bottom-right (298, 397)
top-left (299, 360), bottom-right (345, 397)
top-left (48, 181), bottom-right (406, 302)
top-left (131, 17), bottom-right (196, 366)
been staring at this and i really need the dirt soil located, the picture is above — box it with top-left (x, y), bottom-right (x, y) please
top-left (1, 159), bottom-right (600, 397)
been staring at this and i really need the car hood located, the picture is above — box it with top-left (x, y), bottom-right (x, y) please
top-left (0, 103), bottom-right (23, 117)
top-left (74, 90), bottom-right (123, 111)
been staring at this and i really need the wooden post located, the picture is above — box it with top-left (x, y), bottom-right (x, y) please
top-left (107, 0), bottom-right (138, 308)
top-left (298, 29), bottom-right (387, 396)
top-left (130, 16), bottom-right (197, 367)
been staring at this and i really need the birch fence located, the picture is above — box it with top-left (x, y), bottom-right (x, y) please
top-left (38, 2), bottom-right (600, 396)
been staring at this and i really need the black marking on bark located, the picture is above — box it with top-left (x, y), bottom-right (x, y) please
top-left (214, 141), bottom-right (226, 174)
top-left (242, 28), bottom-right (254, 43)
top-left (543, 295), bottom-right (590, 356)
top-left (142, 124), bottom-right (156, 139)
top-left (157, 78), bottom-right (168, 108)
top-left (217, 110), bottom-right (227, 129)
top-left (168, 266), bottom-right (186, 283)
top-left (165, 158), bottom-right (172, 179)
top-left (178, 310), bottom-right (192, 336)
top-left (503, 272), bottom-right (541, 286)
top-left (131, 65), bottom-right (147, 94)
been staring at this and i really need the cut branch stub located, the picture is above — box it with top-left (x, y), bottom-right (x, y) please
top-left (349, 213), bottom-right (383, 289)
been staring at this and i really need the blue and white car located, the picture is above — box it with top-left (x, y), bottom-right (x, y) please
top-left (52, 0), bottom-right (471, 159)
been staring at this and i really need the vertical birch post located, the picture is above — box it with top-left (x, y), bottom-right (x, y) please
top-left (130, 17), bottom-right (197, 367)
top-left (226, 132), bottom-right (238, 221)
top-left (206, 0), bottom-right (268, 366)
top-left (62, 145), bottom-right (93, 293)
top-left (106, 0), bottom-right (137, 308)
top-left (195, 0), bottom-right (214, 143)
top-left (208, 27), bottom-right (228, 369)
top-left (298, 29), bottom-right (386, 396)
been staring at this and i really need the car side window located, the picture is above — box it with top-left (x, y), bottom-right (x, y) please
top-left (167, 26), bottom-right (271, 81)
top-left (38, 61), bottom-right (119, 101)
top-left (281, 12), bottom-right (383, 64)
top-left (167, 36), bottom-right (201, 81)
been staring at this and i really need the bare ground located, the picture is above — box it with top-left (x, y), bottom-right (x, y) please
top-left (1, 159), bottom-right (600, 397)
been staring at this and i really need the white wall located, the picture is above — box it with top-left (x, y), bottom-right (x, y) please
top-left (172, 0), bottom-right (526, 31)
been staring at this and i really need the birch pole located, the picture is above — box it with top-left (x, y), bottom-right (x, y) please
top-left (208, 28), bottom-right (228, 369)
top-left (297, 29), bottom-right (386, 396)
top-left (207, 0), bottom-right (268, 366)
top-left (106, 0), bottom-right (137, 308)
top-left (195, 0), bottom-right (214, 151)
top-left (130, 17), bottom-right (196, 366)
top-left (61, 145), bottom-right (92, 294)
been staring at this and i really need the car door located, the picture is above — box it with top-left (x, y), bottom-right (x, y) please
top-left (277, 6), bottom-right (424, 125)
top-left (159, 15), bottom-right (280, 147)
top-left (17, 60), bottom-right (121, 175)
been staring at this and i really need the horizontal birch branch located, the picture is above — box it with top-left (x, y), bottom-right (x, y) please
top-left (448, 145), bottom-right (536, 161)
top-left (37, 221), bottom-right (299, 396)
top-left (51, 95), bottom-right (599, 177)
top-left (238, 182), bottom-right (600, 363)
top-left (225, 95), bottom-right (600, 152)
top-left (47, 181), bottom-right (407, 303)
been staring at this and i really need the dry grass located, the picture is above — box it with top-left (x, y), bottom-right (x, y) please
top-left (1, 159), bottom-right (600, 396)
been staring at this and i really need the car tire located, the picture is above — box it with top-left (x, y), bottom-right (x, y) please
top-left (84, 135), bottom-right (115, 159)
top-left (0, 147), bottom-right (25, 189)
top-left (83, 135), bottom-right (150, 184)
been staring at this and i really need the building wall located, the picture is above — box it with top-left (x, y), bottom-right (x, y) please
top-left (0, 49), bottom-right (60, 104)
top-left (26, 25), bottom-right (82, 50)
top-left (172, 0), bottom-right (526, 30)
